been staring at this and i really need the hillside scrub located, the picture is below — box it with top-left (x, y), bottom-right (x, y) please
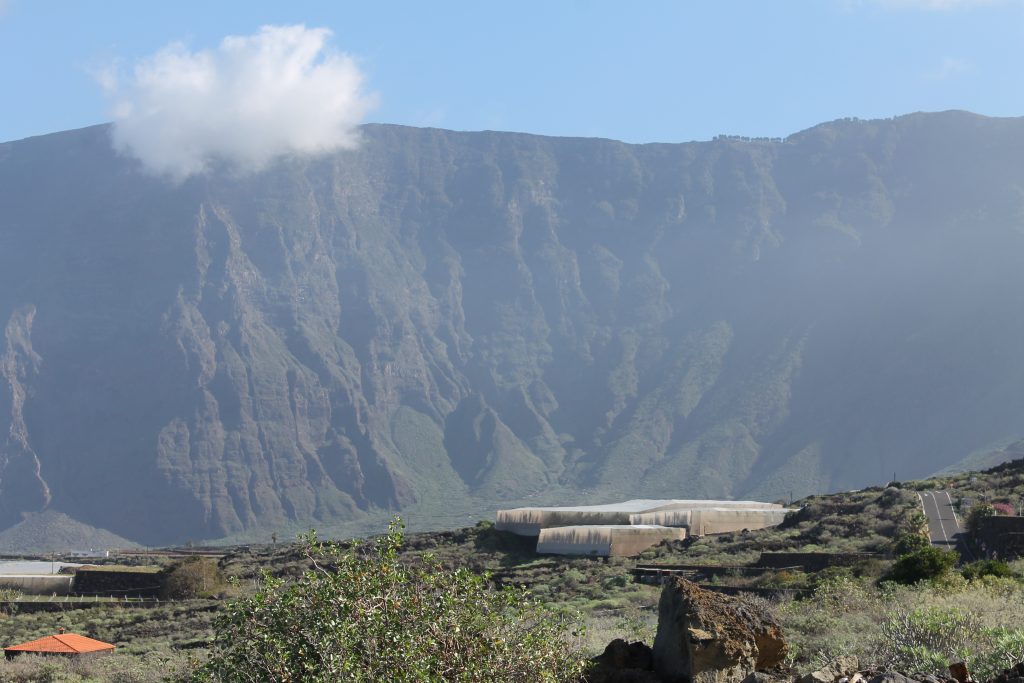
top-left (0, 463), bottom-right (1016, 679)
top-left (192, 519), bottom-right (588, 682)
top-left (0, 651), bottom-right (192, 682)
top-left (777, 574), bottom-right (1024, 677)
top-left (638, 486), bottom-right (922, 568)
top-left (883, 547), bottom-right (959, 585)
top-left (919, 459), bottom-right (1024, 523)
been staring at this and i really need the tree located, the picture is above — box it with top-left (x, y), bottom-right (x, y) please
top-left (162, 557), bottom-right (225, 600)
top-left (893, 532), bottom-right (930, 556)
top-left (967, 503), bottom-right (996, 534)
top-left (191, 519), bottom-right (586, 682)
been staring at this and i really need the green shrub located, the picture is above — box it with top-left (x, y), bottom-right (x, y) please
top-left (968, 503), bottom-right (996, 534)
top-left (981, 629), bottom-right (1024, 678)
top-left (192, 519), bottom-right (587, 682)
top-left (162, 557), bottom-right (225, 599)
top-left (961, 559), bottom-right (1016, 582)
top-left (879, 604), bottom-right (1024, 681)
top-left (879, 605), bottom-right (978, 674)
top-left (883, 547), bottom-right (958, 585)
top-left (893, 533), bottom-right (930, 556)
top-left (0, 587), bottom-right (22, 601)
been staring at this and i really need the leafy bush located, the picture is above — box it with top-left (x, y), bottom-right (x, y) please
top-left (883, 547), bottom-right (957, 585)
top-left (968, 503), bottom-right (996, 534)
top-left (161, 557), bottom-right (225, 599)
top-left (961, 559), bottom-right (1016, 581)
top-left (879, 605), bottom-right (978, 674)
top-left (893, 533), bottom-right (930, 556)
top-left (192, 519), bottom-right (587, 682)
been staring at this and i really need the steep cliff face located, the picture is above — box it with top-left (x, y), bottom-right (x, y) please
top-left (0, 306), bottom-right (50, 527)
top-left (1, 112), bottom-right (1023, 543)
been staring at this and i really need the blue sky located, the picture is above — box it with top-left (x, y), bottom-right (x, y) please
top-left (1, 0), bottom-right (1022, 145)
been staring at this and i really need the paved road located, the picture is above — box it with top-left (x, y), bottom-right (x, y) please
top-left (918, 490), bottom-right (974, 560)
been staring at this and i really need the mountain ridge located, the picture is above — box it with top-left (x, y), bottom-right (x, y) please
top-left (1, 111), bottom-right (1023, 544)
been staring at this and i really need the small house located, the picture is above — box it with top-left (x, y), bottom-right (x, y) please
top-left (4, 630), bottom-right (115, 659)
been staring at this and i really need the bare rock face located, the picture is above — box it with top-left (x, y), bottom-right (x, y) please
top-left (652, 578), bottom-right (787, 683)
top-left (9, 113), bottom-right (1024, 544)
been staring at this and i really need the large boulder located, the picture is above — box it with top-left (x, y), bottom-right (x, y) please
top-left (651, 578), bottom-right (788, 683)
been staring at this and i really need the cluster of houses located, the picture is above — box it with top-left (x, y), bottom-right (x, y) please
top-left (496, 498), bottom-right (794, 557)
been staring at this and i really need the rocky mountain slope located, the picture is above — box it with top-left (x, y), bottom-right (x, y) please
top-left (0, 510), bottom-right (137, 554)
top-left (1, 111), bottom-right (1023, 544)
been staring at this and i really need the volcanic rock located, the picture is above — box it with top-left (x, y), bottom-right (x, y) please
top-left (651, 578), bottom-right (787, 683)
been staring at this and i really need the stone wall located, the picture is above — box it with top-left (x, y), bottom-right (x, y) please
top-left (71, 568), bottom-right (162, 597)
top-left (755, 552), bottom-right (881, 571)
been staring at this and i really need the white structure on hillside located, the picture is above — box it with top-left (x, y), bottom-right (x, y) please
top-left (496, 498), bottom-right (792, 557)
top-left (536, 525), bottom-right (688, 557)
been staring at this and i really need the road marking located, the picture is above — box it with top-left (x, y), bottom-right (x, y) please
top-left (945, 491), bottom-right (962, 528)
top-left (943, 490), bottom-right (976, 561)
top-left (918, 491), bottom-right (949, 544)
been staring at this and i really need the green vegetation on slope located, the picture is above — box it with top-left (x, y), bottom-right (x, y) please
top-left (1, 460), bottom-right (1023, 680)
top-left (0, 511), bottom-right (138, 554)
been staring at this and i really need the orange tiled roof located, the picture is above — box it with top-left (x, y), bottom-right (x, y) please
top-left (5, 633), bottom-right (115, 654)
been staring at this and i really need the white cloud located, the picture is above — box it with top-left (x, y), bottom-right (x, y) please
top-left (88, 60), bottom-right (121, 94)
top-left (926, 56), bottom-right (969, 79)
top-left (101, 25), bottom-right (376, 180)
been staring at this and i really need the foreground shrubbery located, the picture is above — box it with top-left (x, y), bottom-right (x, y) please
top-left (880, 603), bottom-right (1024, 679)
top-left (779, 574), bottom-right (1024, 679)
top-left (192, 519), bottom-right (587, 682)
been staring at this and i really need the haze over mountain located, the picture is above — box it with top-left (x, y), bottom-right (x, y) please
top-left (1, 110), bottom-right (1022, 545)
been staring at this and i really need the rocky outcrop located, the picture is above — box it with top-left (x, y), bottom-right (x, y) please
top-left (651, 578), bottom-right (787, 683)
